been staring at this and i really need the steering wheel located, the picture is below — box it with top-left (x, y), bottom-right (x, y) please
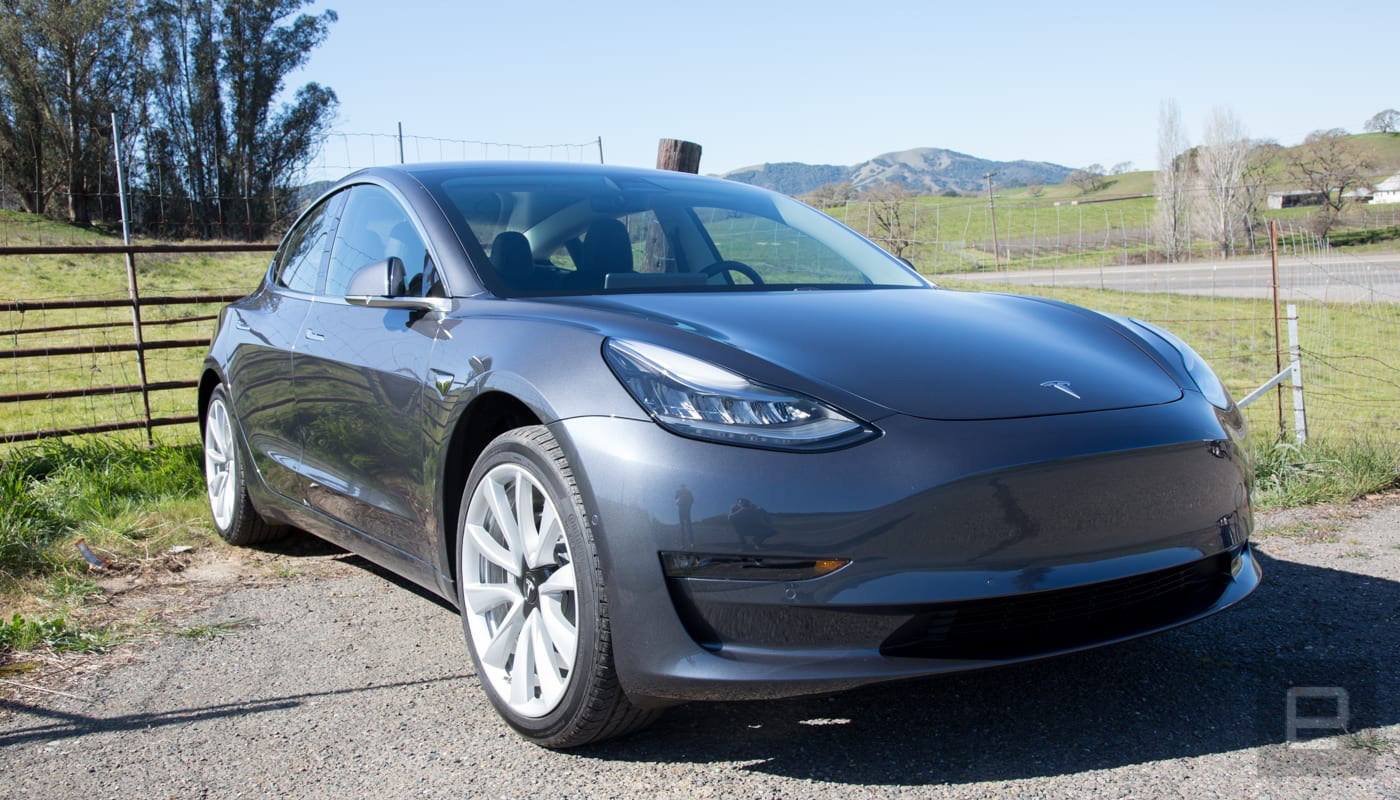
top-left (701, 260), bottom-right (765, 285)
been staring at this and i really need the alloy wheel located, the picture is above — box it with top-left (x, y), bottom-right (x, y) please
top-left (460, 463), bottom-right (579, 717)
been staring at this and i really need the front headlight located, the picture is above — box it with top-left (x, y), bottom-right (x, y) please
top-left (1131, 319), bottom-right (1233, 410)
top-left (603, 339), bottom-right (877, 451)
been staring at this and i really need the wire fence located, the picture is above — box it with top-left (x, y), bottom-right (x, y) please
top-left (934, 223), bottom-right (1400, 444)
top-left (0, 128), bottom-right (604, 243)
top-left (830, 195), bottom-right (1400, 274)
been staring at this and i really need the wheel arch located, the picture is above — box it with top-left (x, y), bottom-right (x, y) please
top-left (436, 390), bottom-right (545, 595)
top-left (196, 363), bottom-right (226, 438)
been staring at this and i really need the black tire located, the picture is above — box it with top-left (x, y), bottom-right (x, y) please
top-left (202, 384), bottom-right (283, 546)
top-left (456, 426), bottom-right (660, 748)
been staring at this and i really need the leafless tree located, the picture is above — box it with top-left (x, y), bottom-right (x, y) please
top-left (1287, 128), bottom-right (1375, 235)
top-left (863, 182), bottom-right (915, 258)
top-left (1153, 99), bottom-right (1192, 262)
top-left (1238, 140), bottom-right (1278, 252)
top-left (1193, 107), bottom-right (1250, 257)
top-left (1110, 161), bottom-right (1135, 175)
top-left (1364, 109), bottom-right (1399, 134)
top-left (1068, 163), bottom-right (1107, 193)
top-left (1025, 183), bottom-right (1044, 198)
top-left (802, 181), bottom-right (854, 209)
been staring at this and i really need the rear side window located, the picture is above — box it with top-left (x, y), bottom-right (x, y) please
top-left (274, 193), bottom-right (343, 292)
top-left (326, 184), bottom-right (431, 297)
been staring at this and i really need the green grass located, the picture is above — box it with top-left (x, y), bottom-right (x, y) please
top-left (1249, 438), bottom-right (1400, 510)
top-left (0, 612), bottom-right (117, 654)
top-left (0, 438), bottom-right (213, 601)
top-left (1, 212), bottom-right (270, 443)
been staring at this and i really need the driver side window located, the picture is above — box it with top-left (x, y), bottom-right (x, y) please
top-left (325, 184), bottom-right (431, 297)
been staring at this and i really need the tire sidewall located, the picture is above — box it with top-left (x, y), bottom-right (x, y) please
top-left (455, 428), bottom-right (602, 741)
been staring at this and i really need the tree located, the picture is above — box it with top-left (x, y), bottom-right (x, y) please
top-left (863, 182), bottom-right (915, 258)
top-left (1153, 98), bottom-right (1191, 262)
top-left (1025, 183), bottom-right (1044, 198)
top-left (1192, 107), bottom-right (1249, 257)
top-left (0, 0), bottom-right (147, 222)
top-left (801, 180), bottom-right (853, 209)
top-left (1110, 161), bottom-right (1135, 175)
top-left (1364, 109), bottom-right (1399, 135)
top-left (147, 0), bottom-right (337, 238)
top-left (1238, 140), bottom-right (1278, 252)
top-left (1068, 163), bottom-right (1106, 193)
top-left (1286, 128), bottom-right (1375, 235)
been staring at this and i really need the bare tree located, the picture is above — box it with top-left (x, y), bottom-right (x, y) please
top-left (801, 180), bottom-right (854, 209)
top-left (1110, 161), bottom-right (1135, 175)
top-left (1364, 109), bottom-right (1399, 134)
top-left (1193, 107), bottom-right (1250, 257)
top-left (1025, 183), bottom-right (1044, 198)
top-left (863, 182), bottom-right (915, 258)
top-left (1153, 99), bottom-right (1192, 262)
top-left (1238, 140), bottom-right (1278, 252)
top-left (1067, 163), bottom-right (1106, 193)
top-left (1287, 128), bottom-right (1375, 235)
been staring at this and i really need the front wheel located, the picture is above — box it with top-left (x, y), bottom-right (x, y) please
top-left (202, 384), bottom-right (283, 546)
top-left (456, 426), bottom-right (658, 747)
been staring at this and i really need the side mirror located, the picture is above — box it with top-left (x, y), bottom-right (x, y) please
top-left (345, 256), bottom-right (451, 313)
top-left (346, 256), bottom-right (406, 297)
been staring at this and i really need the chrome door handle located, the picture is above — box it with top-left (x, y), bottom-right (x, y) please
top-left (304, 330), bottom-right (325, 342)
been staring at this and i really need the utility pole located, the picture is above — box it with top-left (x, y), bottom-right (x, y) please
top-left (985, 171), bottom-right (1001, 270)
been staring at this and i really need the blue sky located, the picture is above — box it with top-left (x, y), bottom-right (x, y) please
top-left (289, 0), bottom-right (1396, 181)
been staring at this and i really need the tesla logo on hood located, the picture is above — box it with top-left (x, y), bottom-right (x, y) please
top-left (1040, 380), bottom-right (1082, 400)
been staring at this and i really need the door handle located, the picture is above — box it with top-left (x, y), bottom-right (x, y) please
top-left (234, 318), bottom-right (251, 331)
top-left (304, 330), bottom-right (325, 342)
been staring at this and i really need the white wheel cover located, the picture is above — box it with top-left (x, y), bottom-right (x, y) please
top-left (460, 463), bottom-right (579, 717)
top-left (204, 396), bottom-right (237, 531)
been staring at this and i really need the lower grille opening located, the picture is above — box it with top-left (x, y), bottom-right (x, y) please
top-left (880, 553), bottom-right (1234, 660)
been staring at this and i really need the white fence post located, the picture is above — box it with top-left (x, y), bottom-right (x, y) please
top-left (1287, 303), bottom-right (1307, 443)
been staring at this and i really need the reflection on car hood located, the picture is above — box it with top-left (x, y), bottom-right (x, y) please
top-left (550, 288), bottom-right (1182, 421)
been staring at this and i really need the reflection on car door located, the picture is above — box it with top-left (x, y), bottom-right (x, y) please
top-left (228, 192), bottom-right (343, 501)
top-left (293, 183), bottom-right (441, 566)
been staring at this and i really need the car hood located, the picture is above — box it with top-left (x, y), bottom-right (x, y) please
top-left (542, 288), bottom-right (1183, 421)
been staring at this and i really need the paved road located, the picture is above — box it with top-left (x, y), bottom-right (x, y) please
top-left (938, 252), bottom-right (1400, 303)
top-left (2, 501), bottom-right (1399, 798)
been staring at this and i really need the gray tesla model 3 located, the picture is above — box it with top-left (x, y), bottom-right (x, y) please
top-left (199, 162), bottom-right (1259, 747)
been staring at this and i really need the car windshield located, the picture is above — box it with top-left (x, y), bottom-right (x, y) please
top-left (417, 169), bottom-right (927, 296)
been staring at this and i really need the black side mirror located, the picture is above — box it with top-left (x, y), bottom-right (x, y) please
top-left (346, 256), bottom-right (406, 297)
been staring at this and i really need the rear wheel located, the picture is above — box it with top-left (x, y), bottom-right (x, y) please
top-left (456, 426), bottom-right (659, 747)
top-left (202, 384), bottom-right (283, 546)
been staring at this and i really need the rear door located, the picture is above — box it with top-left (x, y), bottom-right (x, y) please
top-left (226, 192), bottom-right (343, 500)
top-left (294, 183), bottom-right (442, 565)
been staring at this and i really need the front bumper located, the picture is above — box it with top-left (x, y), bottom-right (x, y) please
top-left (549, 397), bottom-right (1257, 704)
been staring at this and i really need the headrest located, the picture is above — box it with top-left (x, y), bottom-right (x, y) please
top-left (490, 231), bottom-right (533, 285)
top-left (578, 218), bottom-right (633, 275)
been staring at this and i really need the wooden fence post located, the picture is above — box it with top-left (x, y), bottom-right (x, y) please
top-left (656, 139), bottom-right (702, 174)
top-left (641, 139), bottom-right (703, 273)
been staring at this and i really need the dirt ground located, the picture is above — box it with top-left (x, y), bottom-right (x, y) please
top-left (2, 495), bottom-right (1398, 799)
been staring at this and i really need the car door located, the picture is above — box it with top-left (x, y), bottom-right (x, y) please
top-left (294, 183), bottom-right (442, 565)
top-left (226, 191), bottom-right (344, 501)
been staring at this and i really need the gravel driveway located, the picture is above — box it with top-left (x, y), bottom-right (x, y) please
top-left (3, 498), bottom-right (1398, 798)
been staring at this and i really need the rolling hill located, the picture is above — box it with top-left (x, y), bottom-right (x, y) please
top-left (720, 147), bottom-right (1073, 196)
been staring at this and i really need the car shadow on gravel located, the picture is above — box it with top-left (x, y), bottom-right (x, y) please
top-left (581, 552), bottom-right (1398, 784)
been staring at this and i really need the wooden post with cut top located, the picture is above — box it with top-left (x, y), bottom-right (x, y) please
top-left (656, 139), bottom-right (702, 174)
top-left (642, 139), bottom-right (703, 272)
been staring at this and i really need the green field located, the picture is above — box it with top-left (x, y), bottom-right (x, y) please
top-left (1, 214), bottom-right (270, 444)
top-left (937, 277), bottom-right (1400, 445)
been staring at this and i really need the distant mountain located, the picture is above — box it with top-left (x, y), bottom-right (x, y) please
top-left (720, 147), bottom-right (1073, 196)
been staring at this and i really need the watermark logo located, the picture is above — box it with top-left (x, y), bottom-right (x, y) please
top-left (1257, 659), bottom-right (1380, 777)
